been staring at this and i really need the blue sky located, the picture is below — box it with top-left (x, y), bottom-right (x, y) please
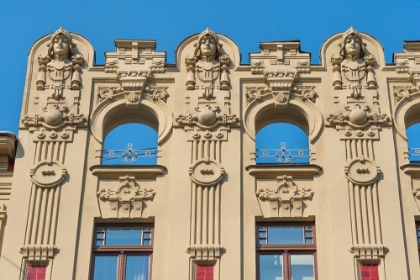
top-left (1, 0), bottom-right (420, 139)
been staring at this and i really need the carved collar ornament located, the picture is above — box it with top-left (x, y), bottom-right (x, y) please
top-left (326, 104), bottom-right (390, 128)
top-left (175, 105), bottom-right (238, 129)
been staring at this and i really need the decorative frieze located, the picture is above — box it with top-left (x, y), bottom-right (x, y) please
top-left (255, 175), bottom-right (314, 218)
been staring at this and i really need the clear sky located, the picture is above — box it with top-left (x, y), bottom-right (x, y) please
top-left (1, 0), bottom-right (420, 135)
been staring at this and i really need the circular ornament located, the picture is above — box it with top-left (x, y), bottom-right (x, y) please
top-left (189, 158), bottom-right (224, 186)
top-left (197, 109), bottom-right (217, 126)
top-left (349, 108), bottom-right (367, 125)
top-left (345, 156), bottom-right (380, 186)
top-left (30, 160), bottom-right (67, 188)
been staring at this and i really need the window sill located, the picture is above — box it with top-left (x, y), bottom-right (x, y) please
top-left (90, 165), bottom-right (166, 179)
top-left (401, 163), bottom-right (420, 177)
top-left (246, 164), bottom-right (321, 178)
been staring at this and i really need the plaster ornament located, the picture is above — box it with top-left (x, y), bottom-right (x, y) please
top-left (175, 104), bottom-right (238, 129)
top-left (189, 158), bottom-right (225, 187)
top-left (185, 28), bottom-right (230, 99)
top-left (344, 156), bottom-right (380, 186)
top-left (97, 176), bottom-right (155, 218)
top-left (393, 86), bottom-right (416, 102)
top-left (331, 27), bottom-right (376, 98)
top-left (43, 106), bottom-right (65, 126)
top-left (255, 175), bottom-right (314, 217)
top-left (37, 28), bottom-right (84, 98)
top-left (30, 159), bottom-right (67, 188)
top-left (326, 104), bottom-right (390, 128)
top-left (348, 106), bottom-right (368, 125)
top-left (196, 105), bottom-right (218, 126)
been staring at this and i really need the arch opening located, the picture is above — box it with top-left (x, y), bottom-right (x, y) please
top-left (102, 123), bottom-right (158, 165)
top-left (256, 122), bottom-right (310, 164)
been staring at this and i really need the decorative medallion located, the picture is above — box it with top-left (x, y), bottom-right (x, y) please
top-left (344, 156), bottom-right (380, 185)
top-left (189, 158), bottom-right (224, 186)
top-left (30, 159), bottom-right (67, 188)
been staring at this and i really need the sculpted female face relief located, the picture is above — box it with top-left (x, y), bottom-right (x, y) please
top-left (200, 35), bottom-right (216, 57)
top-left (345, 34), bottom-right (361, 57)
top-left (53, 34), bottom-right (70, 57)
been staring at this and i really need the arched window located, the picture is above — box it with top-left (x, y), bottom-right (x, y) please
top-left (256, 123), bottom-right (310, 164)
top-left (102, 123), bottom-right (158, 165)
top-left (407, 123), bottom-right (420, 163)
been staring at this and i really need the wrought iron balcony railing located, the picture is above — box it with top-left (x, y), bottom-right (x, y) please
top-left (408, 148), bottom-right (420, 162)
top-left (256, 142), bottom-right (310, 163)
top-left (99, 143), bottom-right (158, 163)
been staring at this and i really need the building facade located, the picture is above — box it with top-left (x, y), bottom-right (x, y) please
top-left (0, 27), bottom-right (420, 279)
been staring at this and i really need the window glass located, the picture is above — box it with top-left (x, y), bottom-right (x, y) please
top-left (93, 256), bottom-right (118, 280)
top-left (290, 254), bottom-right (315, 280)
top-left (125, 255), bottom-right (150, 280)
top-left (105, 228), bottom-right (143, 246)
top-left (259, 254), bottom-right (283, 280)
top-left (196, 264), bottom-right (214, 280)
top-left (27, 265), bottom-right (46, 280)
top-left (92, 225), bottom-right (152, 280)
top-left (268, 226), bottom-right (304, 244)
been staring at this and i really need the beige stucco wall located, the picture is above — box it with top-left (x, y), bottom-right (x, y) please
top-left (1, 27), bottom-right (420, 280)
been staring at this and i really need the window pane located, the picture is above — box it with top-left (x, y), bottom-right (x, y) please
top-left (126, 256), bottom-right (150, 280)
top-left (290, 254), bottom-right (314, 280)
top-left (93, 256), bottom-right (118, 280)
top-left (106, 228), bottom-right (142, 246)
top-left (259, 254), bottom-right (283, 280)
top-left (268, 226), bottom-right (303, 244)
top-left (27, 265), bottom-right (46, 280)
top-left (196, 265), bottom-right (214, 280)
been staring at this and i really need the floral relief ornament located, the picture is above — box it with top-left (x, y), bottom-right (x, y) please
top-left (36, 27), bottom-right (85, 99)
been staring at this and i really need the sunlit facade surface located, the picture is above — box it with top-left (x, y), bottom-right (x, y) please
top-left (1, 27), bottom-right (420, 280)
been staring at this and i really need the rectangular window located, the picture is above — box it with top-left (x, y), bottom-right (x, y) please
top-left (360, 264), bottom-right (379, 280)
top-left (91, 225), bottom-right (153, 280)
top-left (417, 223), bottom-right (420, 260)
top-left (257, 223), bottom-right (316, 280)
top-left (27, 265), bottom-right (46, 280)
top-left (195, 264), bottom-right (214, 280)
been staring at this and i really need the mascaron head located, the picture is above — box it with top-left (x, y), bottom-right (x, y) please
top-left (48, 27), bottom-right (74, 58)
top-left (194, 28), bottom-right (222, 59)
top-left (339, 27), bottom-right (365, 59)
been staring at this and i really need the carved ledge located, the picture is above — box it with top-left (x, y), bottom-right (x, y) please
top-left (90, 165), bottom-right (166, 179)
top-left (187, 244), bottom-right (225, 260)
top-left (400, 163), bottom-right (420, 176)
top-left (350, 244), bottom-right (387, 261)
top-left (0, 132), bottom-right (17, 158)
top-left (20, 245), bottom-right (59, 261)
top-left (246, 164), bottom-right (321, 178)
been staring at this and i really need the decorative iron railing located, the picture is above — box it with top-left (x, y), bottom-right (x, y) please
top-left (99, 143), bottom-right (158, 163)
top-left (256, 142), bottom-right (310, 163)
top-left (408, 148), bottom-right (420, 162)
